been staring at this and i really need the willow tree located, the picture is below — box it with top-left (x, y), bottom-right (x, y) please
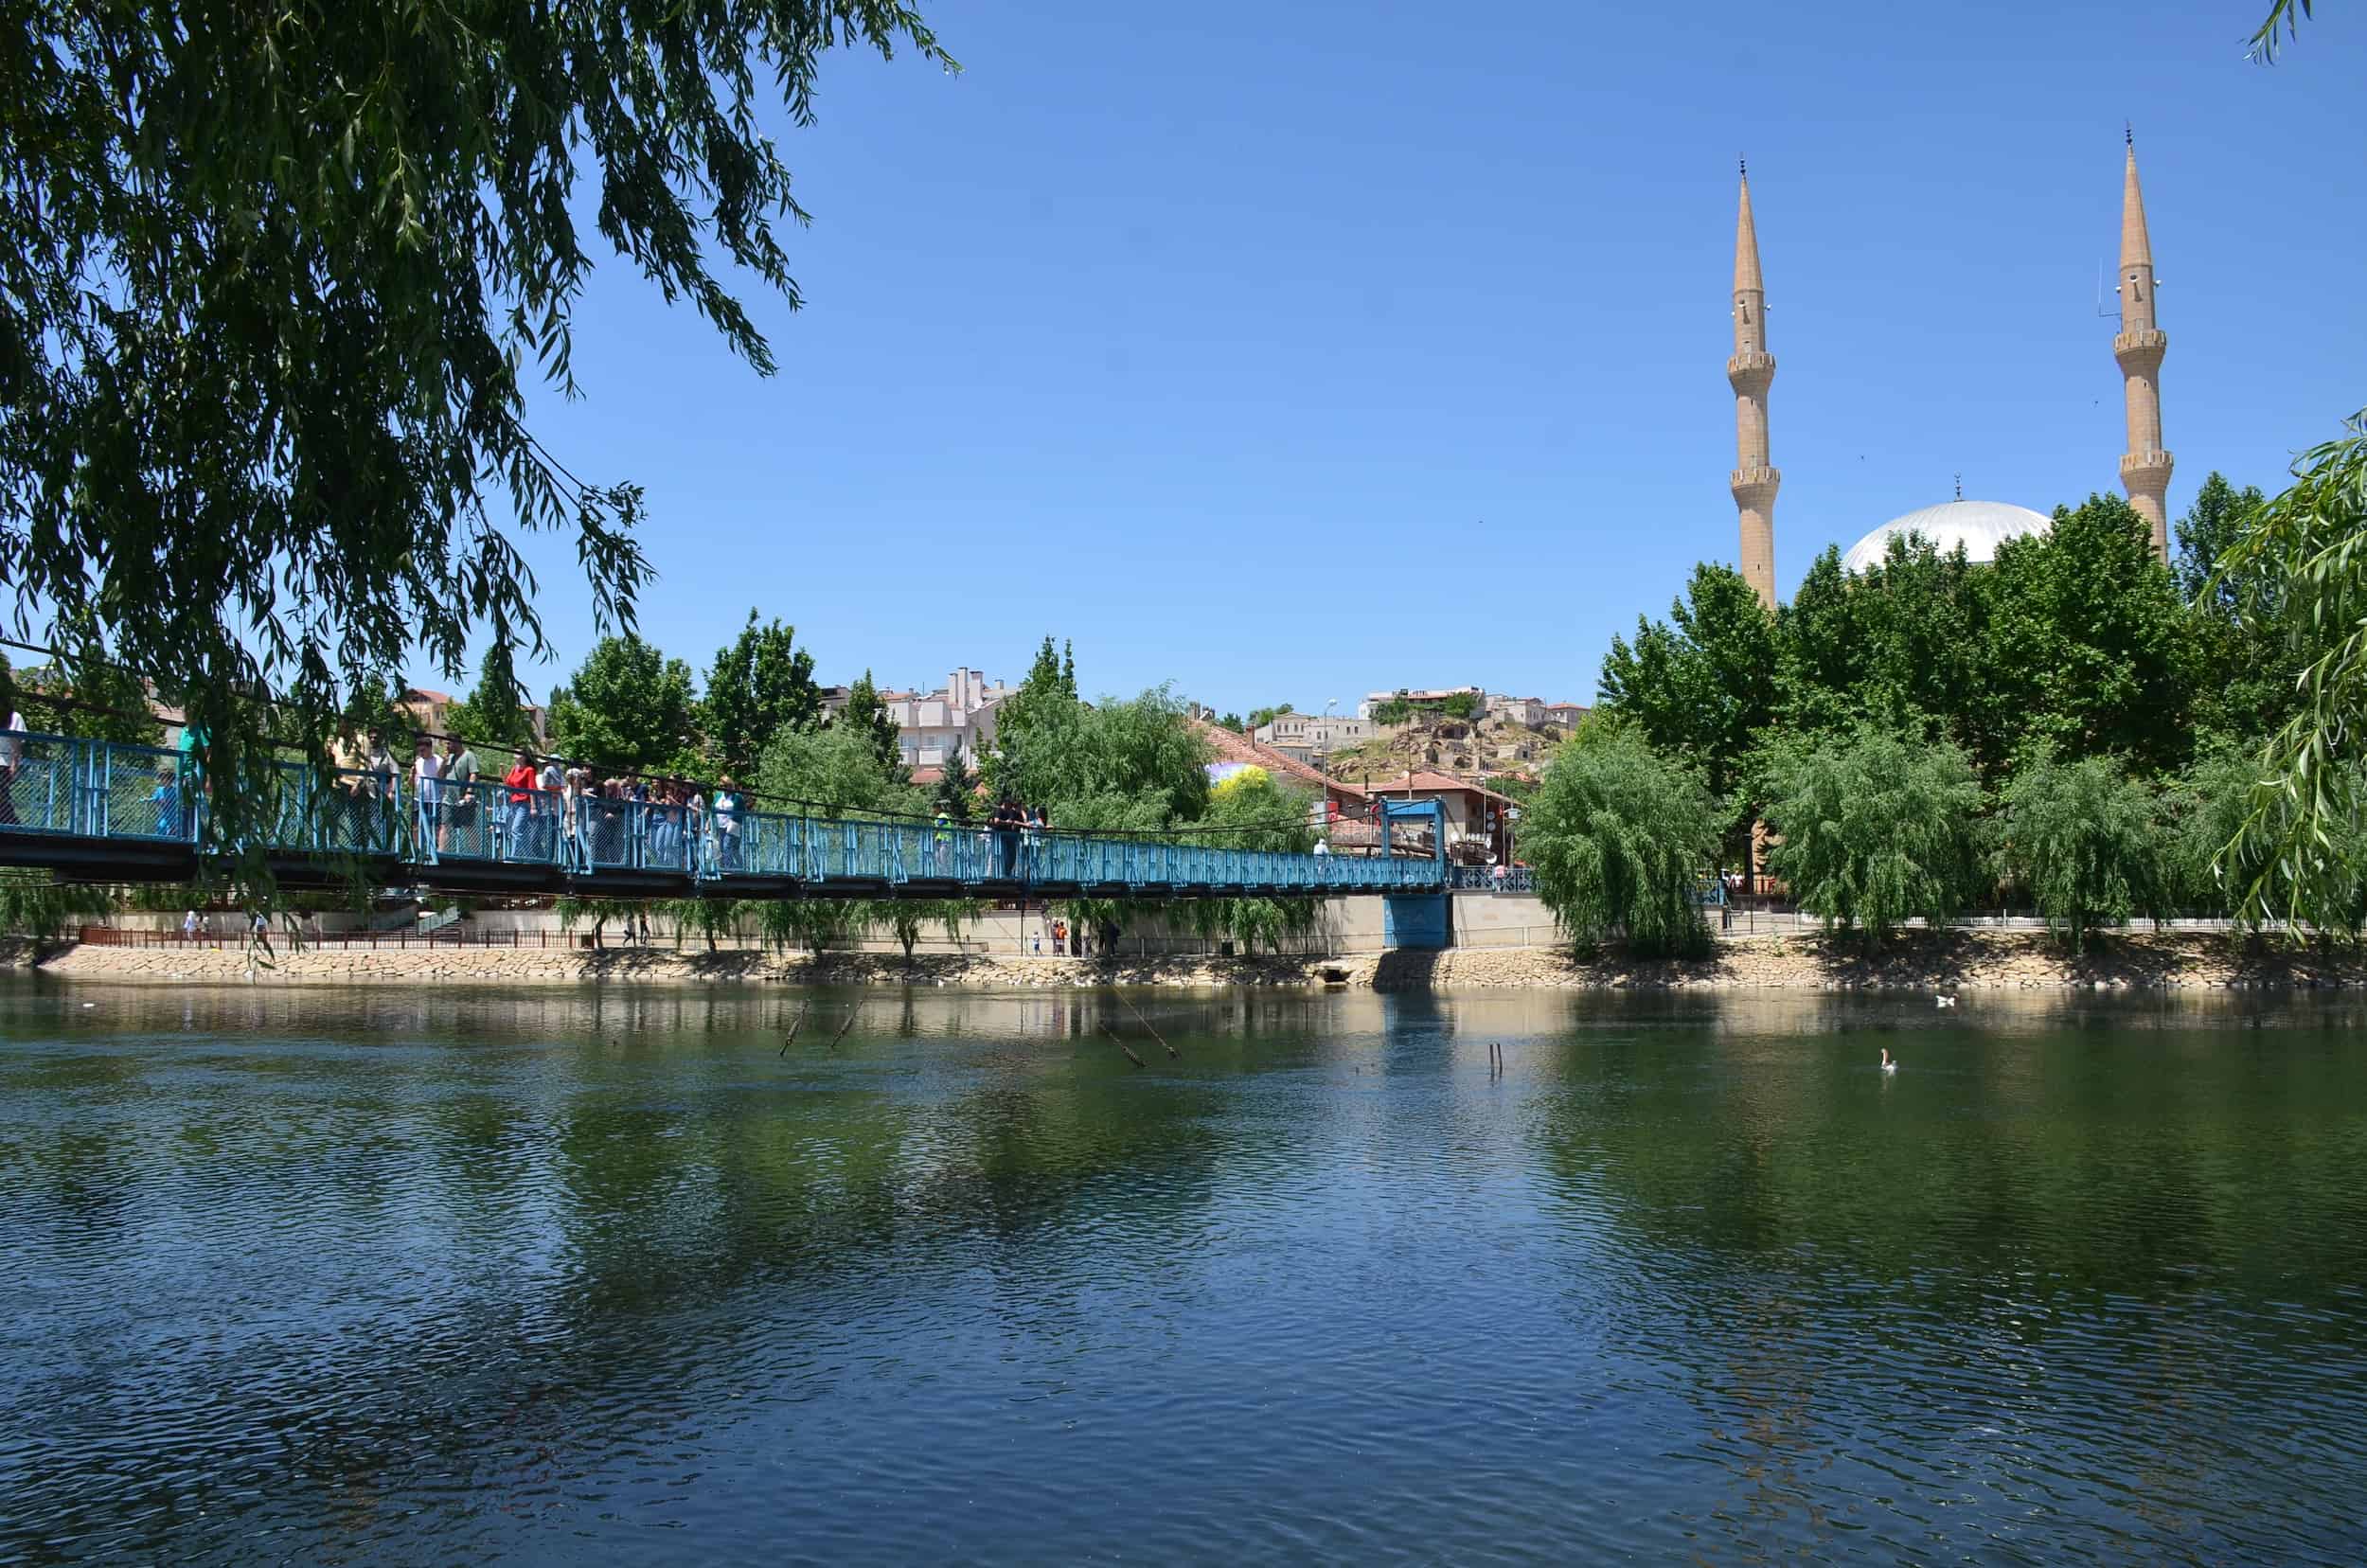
top-left (1762, 727), bottom-right (1982, 949)
top-left (0, 2), bottom-right (951, 877)
top-left (1994, 751), bottom-right (2168, 952)
top-left (1521, 725), bottom-right (1721, 955)
top-left (2215, 413), bottom-right (2367, 932)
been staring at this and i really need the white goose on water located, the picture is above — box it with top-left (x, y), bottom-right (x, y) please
top-left (1880, 1047), bottom-right (1898, 1075)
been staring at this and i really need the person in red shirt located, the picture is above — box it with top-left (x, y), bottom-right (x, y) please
top-left (503, 753), bottom-right (538, 860)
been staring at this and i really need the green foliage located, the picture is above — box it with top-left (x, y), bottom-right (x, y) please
top-left (932, 751), bottom-right (979, 822)
top-left (556, 897), bottom-right (656, 948)
top-left (666, 897), bottom-right (742, 953)
top-left (992, 686), bottom-right (1209, 831)
top-left (2177, 475), bottom-right (2299, 745)
top-left (1598, 563), bottom-right (1777, 833)
top-left (1245, 704), bottom-right (1295, 731)
top-left (0, 2), bottom-right (949, 875)
top-left (1368, 698), bottom-right (1414, 724)
top-left (1993, 750), bottom-right (2168, 952)
top-left (1976, 495), bottom-right (2189, 778)
top-left (8, 614), bottom-right (164, 745)
top-left (2247, 0), bottom-right (2316, 62)
top-left (704, 613), bottom-right (820, 778)
top-left (1762, 727), bottom-right (1983, 948)
top-left (0, 870), bottom-right (116, 942)
top-left (1189, 770), bottom-right (1320, 953)
top-left (548, 635), bottom-right (699, 775)
top-left (1438, 691), bottom-right (1481, 721)
top-left (344, 679), bottom-right (420, 751)
top-left (987, 637), bottom-right (1080, 788)
top-left (756, 720), bottom-right (925, 819)
top-left (443, 640), bottom-right (538, 753)
top-left (868, 898), bottom-right (984, 960)
top-left (2162, 736), bottom-right (2277, 921)
top-left (2214, 413), bottom-right (2367, 932)
top-left (1215, 712), bottom-right (1246, 732)
top-left (1521, 725), bottom-right (1721, 955)
top-left (831, 671), bottom-right (904, 781)
top-left (748, 897), bottom-right (862, 955)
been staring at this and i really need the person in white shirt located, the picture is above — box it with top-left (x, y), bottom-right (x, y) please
top-left (0, 705), bottom-right (24, 827)
top-left (538, 758), bottom-right (564, 859)
top-left (412, 736), bottom-right (442, 841)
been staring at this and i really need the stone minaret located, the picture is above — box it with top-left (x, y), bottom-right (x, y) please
top-left (2114, 134), bottom-right (2172, 559)
top-left (1728, 165), bottom-right (1779, 609)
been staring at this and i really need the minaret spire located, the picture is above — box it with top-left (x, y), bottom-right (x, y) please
top-left (2114, 133), bottom-right (2172, 558)
top-left (1729, 164), bottom-right (1779, 608)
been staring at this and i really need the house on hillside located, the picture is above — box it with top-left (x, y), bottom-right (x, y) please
top-left (1539, 702), bottom-right (1590, 731)
top-left (1252, 710), bottom-right (1372, 762)
top-left (1357, 686), bottom-right (1484, 721)
top-left (1363, 769), bottom-right (1522, 864)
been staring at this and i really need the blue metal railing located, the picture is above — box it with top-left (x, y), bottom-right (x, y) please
top-left (1447, 864), bottom-right (1536, 892)
top-left (0, 732), bottom-right (1448, 896)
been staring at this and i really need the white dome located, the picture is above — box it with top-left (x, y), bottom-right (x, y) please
top-left (1840, 499), bottom-right (2053, 575)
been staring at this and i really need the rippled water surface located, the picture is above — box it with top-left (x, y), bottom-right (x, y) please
top-left (5, 981), bottom-right (2367, 1564)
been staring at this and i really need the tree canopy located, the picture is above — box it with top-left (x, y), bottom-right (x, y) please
top-left (0, 0), bottom-right (949, 867)
top-left (1520, 724), bottom-right (1722, 955)
top-left (1762, 727), bottom-right (1983, 949)
top-left (1994, 750), bottom-right (2168, 952)
top-left (442, 640), bottom-right (538, 754)
top-left (547, 635), bottom-right (699, 775)
top-left (2214, 411), bottom-right (2367, 931)
top-left (704, 612), bottom-right (821, 778)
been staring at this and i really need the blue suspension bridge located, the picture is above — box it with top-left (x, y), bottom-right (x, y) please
top-left (0, 734), bottom-right (1464, 904)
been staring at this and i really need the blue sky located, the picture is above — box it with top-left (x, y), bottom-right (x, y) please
top-left (465, 0), bottom-right (2361, 714)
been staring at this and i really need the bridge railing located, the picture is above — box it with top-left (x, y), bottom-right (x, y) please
top-left (0, 732), bottom-right (1449, 895)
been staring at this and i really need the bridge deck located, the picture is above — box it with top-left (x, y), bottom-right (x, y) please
top-left (0, 734), bottom-right (1449, 900)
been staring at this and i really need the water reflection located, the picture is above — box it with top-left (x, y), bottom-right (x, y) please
top-left (2, 981), bottom-right (2362, 1564)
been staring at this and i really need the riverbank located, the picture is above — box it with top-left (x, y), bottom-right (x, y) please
top-left (23, 928), bottom-right (2367, 989)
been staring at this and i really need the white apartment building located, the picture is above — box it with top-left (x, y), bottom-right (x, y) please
top-left (1252, 711), bottom-right (1372, 761)
top-left (881, 667), bottom-right (1008, 773)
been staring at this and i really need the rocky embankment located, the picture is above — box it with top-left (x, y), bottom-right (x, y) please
top-left (21, 928), bottom-right (2367, 990)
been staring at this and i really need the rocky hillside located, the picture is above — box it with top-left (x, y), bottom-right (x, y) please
top-left (1325, 715), bottom-right (1562, 784)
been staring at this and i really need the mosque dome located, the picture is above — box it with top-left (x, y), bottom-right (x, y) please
top-left (1839, 499), bottom-right (2053, 575)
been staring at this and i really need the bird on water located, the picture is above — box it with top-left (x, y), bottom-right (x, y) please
top-left (1879, 1047), bottom-right (1898, 1075)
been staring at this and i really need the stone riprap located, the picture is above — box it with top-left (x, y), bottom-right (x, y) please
top-left (21, 929), bottom-right (2367, 991)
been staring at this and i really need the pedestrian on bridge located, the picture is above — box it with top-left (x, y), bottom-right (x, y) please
top-left (442, 736), bottom-right (478, 854)
top-left (503, 753), bottom-right (537, 861)
top-left (0, 697), bottom-right (23, 828)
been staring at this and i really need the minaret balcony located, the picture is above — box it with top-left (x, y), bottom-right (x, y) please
top-left (2119, 449), bottom-right (2174, 487)
top-left (1726, 350), bottom-right (1776, 393)
top-left (1730, 465), bottom-right (1781, 504)
top-left (2112, 328), bottom-right (2166, 369)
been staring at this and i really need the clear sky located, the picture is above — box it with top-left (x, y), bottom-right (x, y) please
top-left (459, 0), bottom-right (2362, 715)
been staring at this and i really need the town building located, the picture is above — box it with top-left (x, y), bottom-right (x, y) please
top-left (1252, 710), bottom-right (1372, 761)
top-left (1485, 694), bottom-right (1544, 728)
top-left (878, 668), bottom-right (1009, 773)
top-left (1362, 769), bottom-right (1522, 864)
top-left (1539, 703), bottom-right (1589, 731)
top-left (1357, 686), bottom-right (1484, 721)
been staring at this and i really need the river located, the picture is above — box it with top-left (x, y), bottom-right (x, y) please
top-left (3, 981), bottom-right (2363, 1564)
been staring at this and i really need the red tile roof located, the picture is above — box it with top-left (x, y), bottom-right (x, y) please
top-left (1365, 770), bottom-right (1520, 807)
top-left (909, 766), bottom-right (944, 786)
top-left (1192, 718), bottom-right (1367, 803)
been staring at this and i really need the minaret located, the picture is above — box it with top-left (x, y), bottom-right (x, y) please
top-left (1729, 163), bottom-right (1779, 609)
top-left (2114, 131), bottom-right (2172, 559)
